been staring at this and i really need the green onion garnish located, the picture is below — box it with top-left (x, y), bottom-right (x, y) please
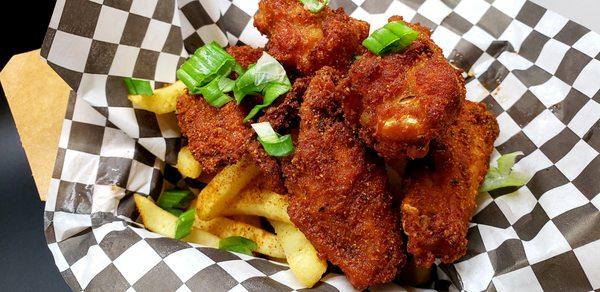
top-left (219, 236), bottom-right (258, 256)
top-left (199, 76), bottom-right (235, 107)
top-left (480, 152), bottom-right (530, 192)
top-left (234, 53), bottom-right (291, 121)
top-left (233, 65), bottom-right (264, 104)
top-left (123, 77), bottom-right (153, 96)
top-left (251, 122), bottom-right (294, 157)
top-left (299, 0), bottom-right (330, 13)
top-left (176, 42), bottom-right (238, 94)
top-left (244, 83), bottom-right (291, 122)
top-left (174, 209), bottom-right (196, 239)
top-left (362, 21), bottom-right (419, 56)
top-left (165, 208), bottom-right (184, 216)
top-left (157, 189), bottom-right (193, 209)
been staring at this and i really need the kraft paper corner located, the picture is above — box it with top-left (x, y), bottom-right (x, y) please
top-left (0, 50), bottom-right (71, 201)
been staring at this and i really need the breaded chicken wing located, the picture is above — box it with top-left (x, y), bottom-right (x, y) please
top-left (254, 0), bottom-right (369, 75)
top-left (401, 101), bottom-right (499, 267)
top-left (177, 93), bottom-right (285, 192)
top-left (177, 45), bottom-right (289, 191)
top-left (345, 17), bottom-right (464, 159)
top-left (177, 94), bottom-right (251, 174)
top-left (284, 67), bottom-right (405, 289)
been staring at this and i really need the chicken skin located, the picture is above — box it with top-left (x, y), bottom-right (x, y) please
top-left (254, 0), bottom-right (369, 75)
top-left (284, 67), bottom-right (406, 289)
top-left (401, 101), bottom-right (499, 267)
top-left (345, 16), bottom-right (464, 159)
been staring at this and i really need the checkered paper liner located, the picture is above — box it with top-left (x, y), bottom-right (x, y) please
top-left (40, 0), bottom-right (600, 291)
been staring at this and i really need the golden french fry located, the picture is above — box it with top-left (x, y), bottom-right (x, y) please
top-left (128, 80), bottom-right (186, 114)
top-left (229, 215), bottom-right (263, 228)
top-left (176, 146), bottom-right (202, 178)
top-left (221, 187), bottom-right (291, 223)
top-left (195, 216), bottom-right (285, 258)
top-left (134, 194), bottom-right (177, 238)
top-left (182, 228), bottom-right (220, 248)
top-left (196, 158), bottom-right (261, 220)
top-left (270, 220), bottom-right (327, 288)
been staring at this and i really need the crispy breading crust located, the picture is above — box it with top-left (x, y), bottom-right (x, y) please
top-left (258, 77), bottom-right (311, 132)
top-left (284, 67), bottom-right (406, 290)
top-left (401, 101), bottom-right (499, 267)
top-left (345, 16), bottom-right (464, 159)
top-left (176, 93), bottom-right (285, 193)
top-left (254, 0), bottom-right (369, 75)
top-left (177, 94), bottom-right (252, 174)
top-left (226, 45), bottom-right (264, 69)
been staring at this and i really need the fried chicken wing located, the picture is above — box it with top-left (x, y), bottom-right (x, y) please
top-left (177, 93), bottom-right (285, 192)
top-left (345, 17), bottom-right (464, 159)
top-left (177, 93), bottom-right (251, 174)
top-left (284, 67), bottom-right (405, 289)
top-left (177, 46), bottom-right (289, 191)
top-left (401, 101), bottom-right (499, 267)
top-left (254, 0), bottom-right (369, 75)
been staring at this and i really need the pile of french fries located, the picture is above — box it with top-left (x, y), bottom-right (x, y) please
top-left (134, 155), bottom-right (327, 287)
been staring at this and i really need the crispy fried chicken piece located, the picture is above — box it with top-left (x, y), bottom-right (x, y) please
top-left (254, 0), bottom-right (369, 75)
top-left (176, 93), bottom-right (285, 193)
top-left (177, 93), bottom-right (251, 174)
top-left (284, 67), bottom-right (406, 289)
top-left (226, 45), bottom-right (263, 69)
top-left (345, 16), bottom-right (464, 159)
top-left (401, 101), bottom-right (499, 267)
top-left (258, 77), bottom-right (311, 132)
top-left (177, 46), bottom-right (288, 191)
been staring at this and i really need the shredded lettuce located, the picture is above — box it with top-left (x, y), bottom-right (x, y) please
top-left (480, 152), bottom-right (529, 192)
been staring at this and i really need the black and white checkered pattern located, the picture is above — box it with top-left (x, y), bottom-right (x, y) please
top-left (42, 0), bottom-right (600, 291)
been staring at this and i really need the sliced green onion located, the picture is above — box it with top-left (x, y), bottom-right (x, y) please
top-left (165, 208), bottom-right (184, 216)
top-left (157, 189), bottom-right (193, 209)
top-left (123, 77), bottom-right (153, 96)
top-left (362, 21), bottom-right (419, 55)
top-left (233, 63), bottom-right (246, 75)
top-left (176, 42), bottom-right (238, 94)
top-left (218, 77), bottom-right (235, 93)
top-left (251, 122), bottom-right (295, 157)
top-left (480, 152), bottom-right (530, 192)
top-left (219, 236), bottom-right (258, 256)
top-left (244, 82), bottom-right (291, 122)
top-left (174, 209), bottom-right (196, 239)
top-left (299, 0), bottom-right (329, 13)
top-left (253, 53), bottom-right (289, 86)
top-left (209, 94), bottom-right (233, 108)
top-left (233, 65), bottom-right (265, 104)
top-left (199, 76), bottom-right (235, 107)
top-left (234, 53), bottom-right (291, 121)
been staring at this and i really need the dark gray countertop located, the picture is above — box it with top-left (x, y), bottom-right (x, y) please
top-left (0, 1), bottom-right (68, 290)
